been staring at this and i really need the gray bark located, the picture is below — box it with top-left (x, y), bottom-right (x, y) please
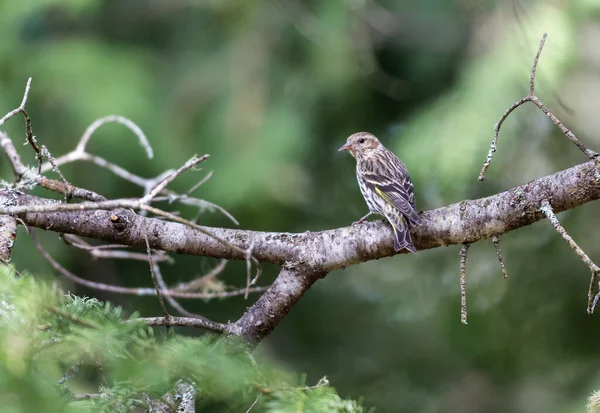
top-left (1, 158), bottom-right (599, 342)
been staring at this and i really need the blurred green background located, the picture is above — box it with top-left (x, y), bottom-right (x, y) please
top-left (2, 0), bottom-right (600, 412)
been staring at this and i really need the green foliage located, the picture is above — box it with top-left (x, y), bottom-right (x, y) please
top-left (0, 266), bottom-right (364, 412)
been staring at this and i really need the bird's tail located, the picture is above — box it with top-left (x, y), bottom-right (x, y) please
top-left (387, 214), bottom-right (417, 254)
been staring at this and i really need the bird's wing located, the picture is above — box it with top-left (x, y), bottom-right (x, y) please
top-left (361, 154), bottom-right (420, 226)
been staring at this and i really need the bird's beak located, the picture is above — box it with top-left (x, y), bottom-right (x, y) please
top-left (338, 143), bottom-right (352, 152)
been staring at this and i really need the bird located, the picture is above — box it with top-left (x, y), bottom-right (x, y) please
top-left (339, 132), bottom-right (420, 253)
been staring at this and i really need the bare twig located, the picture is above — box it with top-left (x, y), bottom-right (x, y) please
top-left (460, 243), bottom-right (470, 325)
top-left (246, 395), bottom-right (261, 413)
top-left (175, 259), bottom-right (227, 291)
top-left (141, 155), bottom-right (208, 204)
top-left (41, 144), bottom-right (73, 201)
top-left (540, 200), bottom-right (600, 314)
top-left (492, 235), bottom-right (508, 279)
top-left (1, 132), bottom-right (105, 201)
top-left (32, 229), bottom-right (266, 300)
top-left (144, 231), bottom-right (171, 322)
top-left (0, 196), bottom-right (261, 294)
top-left (152, 263), bottom-right (208, 319)
top-left (1, 197), bottom-right (256, 261)
top-left (479, 33), bottom-right (597, 181)
top-left (0, 77), bottom-right (33, 128)
top-left (529, 33), bottom-right (547, 94)
top-left (0, 78), bottom-right (43, 173)
top-left (62, 234), bottom-right (172, 262)
top-left (186, 170), bottom-right (213, 195)
top-left (37, 116), bottom-right (236, 224)
top-left (76, 115), bottom-right (153, 159)
top-left (137, 316), bottom-right (226, 333)
top-left (44, 146), bottom-right (237, 224)
top-left (244, 243), bottom-right (259, 299)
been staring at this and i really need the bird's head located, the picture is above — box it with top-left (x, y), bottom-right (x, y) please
top-left (338, 132), bottom-right (382, 159)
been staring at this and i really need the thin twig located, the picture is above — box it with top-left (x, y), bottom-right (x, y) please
top-left (186, 170), bottom-right (214, 195)
top-left (32, 228), bottom-right (267, 299)
top-left (141, 155), bottom-right (209, 204)
top-left (137, 316), bottom-right (226, 332)
top-left (152, 262), bottom-right (208, 319)
top-left (0, 78), bottom-right (43, 173)
top-left (43, 151), bottom-right (237, 224)
top-left (1, 129), bottom-right (105, 202)
top-left (1, 198), bottom-right (261, 288)
top-left (41, 144), bottom-right (73, 201)
top-left (540, 200), bottom-right (600, 314)
top-left (0, 77), bottom-right (32, 128)
top-left (62, 234), bottom-right (171, 262)
top-left (529, 33), bottom-right (547, 94)
top-left (245, 243), bottom-right (257, 299)
top-left (76, 115), bottom-right (153, 159)
top-left (175, 259), bottom-right (227, 291)
top-left (35, 116), bottom-right (235, 224)
top-left (246, 395), bottom-right (261, 413)
top-left (492, 235), bottom-right (508, 279)
top-left (479, 33), bottom-right (597, 181)
top-left (144, 231), bottom-right (171, 322)
top-left (460, 243), bottom-right (470, 325)
top-left (528, 95), bottom-right (597, 158)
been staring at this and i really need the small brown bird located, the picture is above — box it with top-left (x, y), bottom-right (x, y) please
top-left (339, 132), bottom-right (420, 253)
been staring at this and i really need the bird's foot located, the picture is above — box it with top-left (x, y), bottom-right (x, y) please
top-left (352, 212), bottom-right (373, 226)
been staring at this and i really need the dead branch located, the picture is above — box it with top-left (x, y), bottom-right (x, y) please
top-left (31, 230), bottom-right (265, 301)
top-left (540, 200), bottom-right (600, 314)
top-left (479, 33), bottom-right (598, 181)
top-left (144, 231), bottom-right (171, 322)
top-left (492, 235), bottom-right (508, 279)
top-left (7, 153), bottom-right (599, 342)
top-left (459, 244), bottom-right (469, 325)
top-left (152, 263), bottom-right (207, 319)
top-left (4, 158), bottom-right (598, 266)
top-left (174, 259), bottom-right (227, 291)
top-left (1, 132), bottom-right (105, 202)
top-left (138, 316), bottom-right (225, 332)
top-left (62, 234), bottom-right (172, 262)
top-left (39, 119), bottom-right (237, 225)
top-left (141, 155), bottom-right (208, 204)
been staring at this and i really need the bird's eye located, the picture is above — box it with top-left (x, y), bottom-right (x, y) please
top-left (358, 138), bottom-right (365, 144)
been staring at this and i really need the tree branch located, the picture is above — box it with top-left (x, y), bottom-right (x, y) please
top-left (2, 158), bottom-right (598, 267)
top-left (2, 157), bottom-right (600, 342)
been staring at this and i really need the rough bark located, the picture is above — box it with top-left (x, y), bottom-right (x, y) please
top-left (1, 158), bottom-right (599, 342)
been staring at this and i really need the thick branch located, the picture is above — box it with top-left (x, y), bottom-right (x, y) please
top-left (2, 159), bottom-right (600, 343)
top-left (228, 265), bottom-right (326, 343)
top-left (2, 159), bottom-right (599, 270)
top-left (0, 213), bottom-right (17, 263)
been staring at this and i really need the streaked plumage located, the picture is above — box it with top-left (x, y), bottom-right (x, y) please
top-left (339, 132), bottom-right (420, 253)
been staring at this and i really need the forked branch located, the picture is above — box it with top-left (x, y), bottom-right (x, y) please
top-left (540, 200), bottom-right (600, 314)
top-left (479, 33), bottom-right (598, 181)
